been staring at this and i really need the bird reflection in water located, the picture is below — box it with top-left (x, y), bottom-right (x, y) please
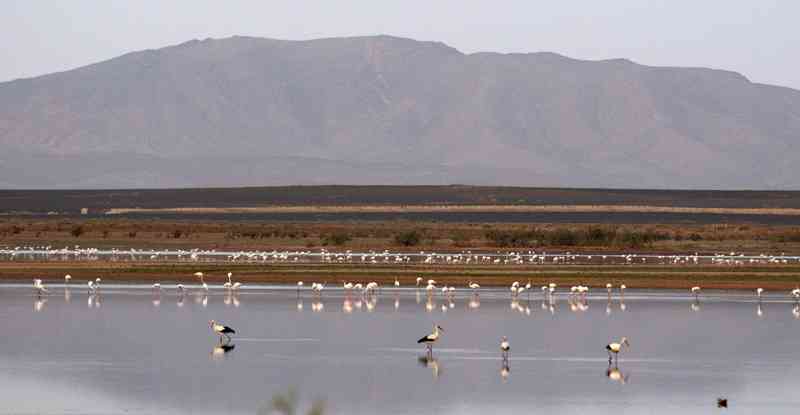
top-left (211, 343), bottom-right (236, 360)
top-left (468, 295), bottom-right (480, 310)
top-left (88, 294), bottom-right (102, 309)
top-left (541, 300), bottom-right (556, 315)
top-left (342, 298), bottom-right (353, 313)
top-left (311, 301), bottom-right (324, 312)
top-left (418, 356), bottom-right (440, 378)
top-left (365, 296), bottom-right (377, 312)
top-left (34, 297), bottom-right (47, 312)
top-left (756, 302), bottom-right (764, 318)
top-left (64, 288), bottom-right (71, 303)
top-left (500, 361), bottom-right (511, 382)
top-left (425, 298), bottom-right (435, 313)
top-left (793, 304), bottom-right (800, 319)
top-left (416, 290), bottom-right (422, 304)
top-left (296, 299), bottom-right (304, 311)
top-left (394, 296), bottom-right (400, 310)
top-left (177, 294), bottom-right (185, 308)
top-left (568, 297), bottom-right (590, 313)
top-left (691, 299), bottom-right (701, 312)
top-left (606, 363), bottom-right (630, 385)
top-left (195, 293), bottom-right (208, 307)
top-left (152, 296), bottom-right (161, 308)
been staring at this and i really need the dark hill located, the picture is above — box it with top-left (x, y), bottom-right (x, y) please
top-left (1, 35), bottom-right (799, 189)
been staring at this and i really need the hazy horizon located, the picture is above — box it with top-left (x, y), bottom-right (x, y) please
top-left (2, 1), bottom-right (800, 89)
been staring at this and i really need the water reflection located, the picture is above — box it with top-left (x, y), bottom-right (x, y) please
top-left (691, 300), bottom-right (701, 312)
top-left (418, 356), bottom-right (440, 379)
top-left (425, 298), bottom-right (435, 313)
top-left (211, 343), bottom-right (236, 360)
top-left (756, 302), bottom-right (764, 318)
top-left (34, 297), bottom-right (47, 312)
top-left (7, 288), bottom-right (800, 414)
top-left (88, 294), bottom-right (101, 308)
top-left (311, 301), bottom-right (324, 312)
top-left (468, 295), bottom-right (480, 310)
top-left (296, 299), bottom-right (304, 311)
top-left (606, 363), bottom-right (630, 385)
top-left (500, 361), bottom-right (510, 382)
top-left (365, 296), bottom-right (376, 312)
top-left (64, 288), bottom-right (71, 303)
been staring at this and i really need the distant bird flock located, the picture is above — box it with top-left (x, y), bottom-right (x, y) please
top-left (3, 246), bottom-right (799, 267)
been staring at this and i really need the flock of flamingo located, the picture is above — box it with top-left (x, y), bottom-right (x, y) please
top-left (5, 246), bottom-right (800, 266)
top-left (29, 272), bottom-right (800, 367)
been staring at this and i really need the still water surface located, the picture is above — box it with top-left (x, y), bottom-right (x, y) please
top-left (1, 286), bottom-right (799, 414)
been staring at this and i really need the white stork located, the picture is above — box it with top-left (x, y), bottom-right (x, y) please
top-left (606, 337), bottom-right (630, 364)
top-left (691, 286), bottom-right (701, 299)
top-left (500, 336), bottom-right (510, 361)
top-left (210, 320), bottom-right (236, 343)
top-left (418, 324), bottom-right (443, 356)
top-left (33, 279), bottom-right (48, 295)
top-left (194, 272), bottom-right (208, 292)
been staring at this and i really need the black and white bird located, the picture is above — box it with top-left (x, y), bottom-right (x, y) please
top-left (500, 336), bottom-right (510, 361)
top-left (33, 279), bottom-right (48, 295)
top-left (417, 324), bottom-right (444, 355)
top-left (605, 337), bottom-right (630, 364)
top-left (209, 320), bottom-right (236, 343)
top-left (691, 286), bottom-right (701, 299)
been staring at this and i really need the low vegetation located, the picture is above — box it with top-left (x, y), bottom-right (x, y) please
top-left (1, 217), bottom-right (800, 254)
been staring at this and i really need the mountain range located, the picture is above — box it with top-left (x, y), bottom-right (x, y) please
top-left (1, 35), bottom-right (798, 189)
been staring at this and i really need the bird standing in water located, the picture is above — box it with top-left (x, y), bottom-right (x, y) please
top-left (418, 324), bottom-right (444, 356)
top-left (606, 337), bottom-right (630, 364)
top-left (209, 320), bottom-right (236, 343)
top-left (500, 336), bottom-right (510, 362)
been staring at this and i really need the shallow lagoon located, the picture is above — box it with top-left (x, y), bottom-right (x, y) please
top-left (1, 285), bottom-right (799, 414)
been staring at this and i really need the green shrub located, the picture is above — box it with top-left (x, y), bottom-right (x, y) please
top-left (395, 230), bottom-right (422, 246)
top-left (323, 232), bottom-right (352, 246)
top-left (70, 225), bottom-right (84, 238)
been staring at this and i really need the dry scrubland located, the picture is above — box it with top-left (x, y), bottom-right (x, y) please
top-left (2, 218), bottom-right (800, 288)
top-left (2, 218), bottom-right (800, 252)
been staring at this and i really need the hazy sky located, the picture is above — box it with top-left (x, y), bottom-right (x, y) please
top-left (3, 0), bottom-right (799, 89)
